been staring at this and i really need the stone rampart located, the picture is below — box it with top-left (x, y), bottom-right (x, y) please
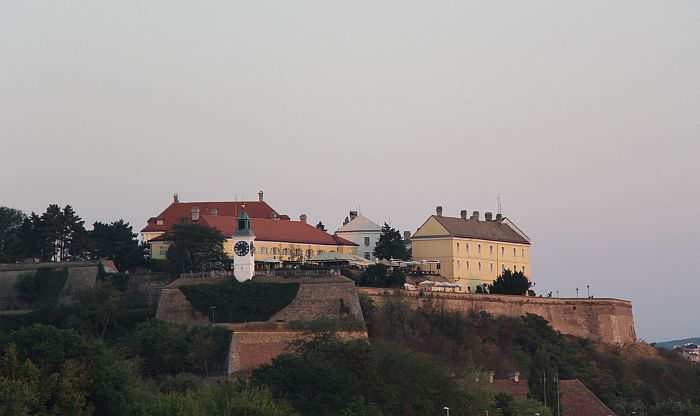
top-left (222, 325), bottom-right (368, 374)
top-left (155, 286), bottom-right (210, 327)
top-left (125, 273), bottom-right (180, 307)
top-left (359, 288), bottom-right (636, 344)
top-left (0, 262), bottom-right (99, 309)
top-left (270, 278), bottom-right (364, 323)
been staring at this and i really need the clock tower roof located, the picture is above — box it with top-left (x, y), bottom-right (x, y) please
top-left (233, 207), bottom-right (255, 237)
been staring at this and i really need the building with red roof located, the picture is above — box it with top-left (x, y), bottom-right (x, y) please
top-left (145, 192), bottom-right (357, 264)
top-left (487, 375), bottom-right (616, 416)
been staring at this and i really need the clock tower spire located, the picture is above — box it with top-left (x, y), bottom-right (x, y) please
top-left (232, 205), bottom-right (256, 281)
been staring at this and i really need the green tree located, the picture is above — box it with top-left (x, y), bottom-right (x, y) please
top-left (359, 264), bottom-right (405, 288)
top-left (73, 280), bottom-right (125, 340)
top-left (488, 269), bottom-right (531, 295)
top-left (89, 220), bottom-right (144, 271)
top-left (315, 221), bottom-right (327, 231)
top-left (166, 223), bottom-right (230, 272)
top-left (132, 320), bottom-right (192, 377)
top-left (0, 207), bottom-right (26, 262)
top-left (372, 223), bottom-right (409, 260)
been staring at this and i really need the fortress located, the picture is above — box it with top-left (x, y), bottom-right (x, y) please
top-left (359, 288), bottom-right (637, 344)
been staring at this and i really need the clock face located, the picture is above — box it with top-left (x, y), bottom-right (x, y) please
top-left (234, 241), bottom-right (250, 256)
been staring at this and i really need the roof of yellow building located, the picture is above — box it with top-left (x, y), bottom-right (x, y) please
top-left (413, 215), bottom-right (530, 245)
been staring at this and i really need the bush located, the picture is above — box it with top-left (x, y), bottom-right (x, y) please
top-left (487, 270), bottom-right (531, 295)
top-left (179, 278), bottom-right (299, 323)
top-left (15, 268), bottom-right (68, 304)
top-left (131, 320), bottom-right (232, 377)
top-left (358, 264), bottom-right (405, 288)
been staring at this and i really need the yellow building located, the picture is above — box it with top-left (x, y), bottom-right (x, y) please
top-left (144, 195), bottom-right (357, 264)
top-left (411, 207), bottom-right (531, 291)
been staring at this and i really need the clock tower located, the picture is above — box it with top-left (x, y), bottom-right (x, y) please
top-left (232, 206), bottom-right (256, 281)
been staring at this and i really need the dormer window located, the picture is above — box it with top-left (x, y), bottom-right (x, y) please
top-left (156, 219), bottom-right (164, 226)
top-left (191, 207), bottom-right (199, 221)
top-left (210, 208), bottom-right (218, 216)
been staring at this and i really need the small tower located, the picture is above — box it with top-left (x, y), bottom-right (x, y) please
top-left (232, 206), bottom-right (256, 281)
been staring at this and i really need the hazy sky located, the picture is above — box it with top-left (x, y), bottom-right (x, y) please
top-left (1, 1), bottom-right (699, 341)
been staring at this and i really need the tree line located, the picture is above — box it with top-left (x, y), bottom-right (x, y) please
top-left (0, 205), bottom-right (144, 271)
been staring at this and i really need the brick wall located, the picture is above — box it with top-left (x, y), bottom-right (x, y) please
top-left (359, 288), bottom-right (636, 344)
top-left (270, 280), bottom-right (364, 323)
top-left (222, 326), bottom-right (368, 374)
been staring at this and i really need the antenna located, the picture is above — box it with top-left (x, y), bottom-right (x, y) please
top-left (497, 194), bottom-right (502, 215)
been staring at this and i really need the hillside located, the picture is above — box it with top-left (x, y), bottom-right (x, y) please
top-left (654, 337), bottom-right (700, 349)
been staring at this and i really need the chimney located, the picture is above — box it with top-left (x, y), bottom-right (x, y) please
top-left (496, 213), bottom-right (503, 222)
top-left (471, 211), bottom-right (479, 221)
top-left (270, 212), bottom-right (278, 220)
top-left (343, 216), bottom-right (349, 225)
top-left (258, 191), bottom-right (264, 202)
top-left (403, 231), bottom-right (411, 240)
top-left (509, 371), bottom-right (520, 383)
top-left (349, 211), bottom-right (358, 221)
top-left (173, 193), bottom-right (179, 203)
top-left (436, 206), bottom-right (443, 217)
top-left (485, 212), bottom-right (493, 221)
top-left (300, 214), bottom-right (307, 224)
top-left (488, 371), bottom-right (495, 383)
top-left (460, 210), bottom-right (467, 220)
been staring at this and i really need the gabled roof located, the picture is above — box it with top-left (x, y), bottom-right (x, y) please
top-left (413, 215), bottom-right (530, 245)
top-left (141, 201), bottom-right (288, 233)
top-left (336, 214), bottom-right (382, 233)
top-left (151, 215), bottom-right (358, 247)
top-left (489, 379), bottom-right (616, 416)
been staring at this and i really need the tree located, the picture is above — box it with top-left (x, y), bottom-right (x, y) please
top-left (315, 222), bottom-right (327, 231)
top-left (89, 220), bottom-right (144, 271)
top-left (359, 264), bottom-right (405, 288)
top-left (487, 269), bottom-right (531, 295)
top-left (372, 223), bottom-right (409, 260)
top-left (0, 207), bottom-right (26, 262)
top-left (166, 223), bottom-right (230, 272)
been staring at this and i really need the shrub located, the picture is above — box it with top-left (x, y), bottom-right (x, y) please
top-left (487, 270), bottom-right (531, 295)
top-left (179, 278), bottom-right (299, 323)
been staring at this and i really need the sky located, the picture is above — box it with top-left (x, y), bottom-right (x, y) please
top-left (1, 1), bottom-right (699, 342)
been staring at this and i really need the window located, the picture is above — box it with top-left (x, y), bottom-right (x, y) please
top-left (490, 245), bottom-right (493, 255)
top-left (295, 249), bottom-right (302, 256)
top-left (364, 252), bottom-right (371, 260)
top-left (478, 244), bottom-right (481, 254)
top-left (457, 260), bottom-right (461, 270)
top-left (156, 219), bottom-right (164, 226)
top-left (522, 248), bottom-right (525, 257)
top-left (466, 261), bottom-right (470, 270)
top-left (210, 208), bottom-right (218, 216)
top-left (159, 246), bottom-right (166, 256)
top-left (260, 247), bottom-right (268, 255)
top-left (490, 263), bottom-right (493, 272)
top-left (513, 248), bottom-right (517, 257)
top-left (522, 265), bottom-right (526, 273)
top-left (364, 237), bottom-right (370, 247)
top-left (478, 262), bottom-right (482, 271)
top-left (318, 249), bottom-right (325, 254)
top-left (282, 248), bottom-right (289, 256)
top-left (456, 242), bottom-right (460, 252)
top-left (501, 246), bottom-right (505, 256)
top-left (306, 249), bottom-right (313, 257)
top-left (191, 207), bottom-right (199, 221)
top-left (466, 243), bottom-right (469, 253)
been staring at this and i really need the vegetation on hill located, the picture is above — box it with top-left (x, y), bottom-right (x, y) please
top-left (1, 268), bottom-right (699, 415)
top-left (0, 204), bottom-right (145, 270)
top-left (179, 278), bottom-right (300, 323)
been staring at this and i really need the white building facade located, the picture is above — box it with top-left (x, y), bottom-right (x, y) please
top-left (335, 211), bottom-right (383, 261)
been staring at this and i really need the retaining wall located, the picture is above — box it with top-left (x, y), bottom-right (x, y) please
top-left (359, 288), bottom-right (636, 344)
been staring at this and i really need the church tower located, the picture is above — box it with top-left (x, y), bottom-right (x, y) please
top-left (232, 206), bottom-right (256, 281)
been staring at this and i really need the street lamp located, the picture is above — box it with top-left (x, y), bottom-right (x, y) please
top-left (210, 306), bottom-right (217, 324)
top-left (587, 284), bottom-right (590, 298)
top-left (443, 406), bottom-right (450, 416)
top-left (576, 288), bottom-right (579, 298)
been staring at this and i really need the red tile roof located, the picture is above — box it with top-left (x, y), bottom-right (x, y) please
top-left (150, 215), bottom-right (357, 247)
top-left (141, 201), bottom-right (288, 233)
top-left (489, 379), bottom-right (616, 416)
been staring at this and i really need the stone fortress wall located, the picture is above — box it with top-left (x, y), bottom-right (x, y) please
top-left (0, 262), bottom-right (99, 309)
top-left (359, 288), bottom-right (636, 345)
